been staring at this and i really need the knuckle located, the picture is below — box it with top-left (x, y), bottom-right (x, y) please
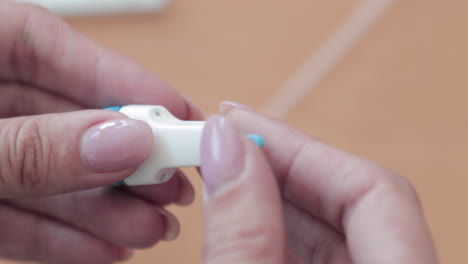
top-left (0, 119), bottom-right (50, 194)
top-left (383, 170), bottom-right (420, 203)
top-left (363, 163), bottom-right (417, 197)
top-left (339, 160), bottom-right (420, 224)
top-left (9, 7), bottom-right (38, 79)
top-left (9, 3), bottom-right (61, 81)
top-left (350, 161), bottom-right (421, 209)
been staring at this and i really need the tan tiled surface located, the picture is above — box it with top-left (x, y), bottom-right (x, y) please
top-left (2, 1), bottom-right (468, 263)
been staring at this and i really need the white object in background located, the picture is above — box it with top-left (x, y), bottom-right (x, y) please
top-left (118, 105), bottom-right (204, 186)
top-left (262, 0), bottom-right (396, 119)
top-left (13, 0), bottom-right (170, 16)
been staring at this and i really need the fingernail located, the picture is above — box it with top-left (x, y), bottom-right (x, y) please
top-left (175, 172), bottom-right (195, 206)
top-left (201, 115), bottom-right (245, 195)
top-left (117, 248), bottom-right (133, 262)
top-left (219, 101), bottom-right (253, 115)
top-left (156, 208), bottom-right (180, 241)
top-left (81, 119), bottom-right (153, 172)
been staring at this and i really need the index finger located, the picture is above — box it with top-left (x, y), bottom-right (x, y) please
top-left (0, 1), bottom-right (201, 120)
top-left (225, 106), bottom-right (439, 264)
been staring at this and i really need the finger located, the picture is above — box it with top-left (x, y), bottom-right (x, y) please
top-left (0, 81), bottom-right (82, 118)
top-left (0, 1), bottom-right (202, 120)
top-left (0, 110), bottom-right (153, 197)
top-left (156, 207), bottom-right (181, 242)
top-left (175, 171), bottom-right (196, 206)
top-left (283, 199), bottom-right (352, 264)
top-left (201, 115), bottom-right (285, 264)
top-left (0, 203), bottom-right (127, 264)
top-left (8, 188), bottom-right (171, 248)
top-left (224, 106), bottom-right (439, 264)
top-left (124, 170), bottom-right (195, 206)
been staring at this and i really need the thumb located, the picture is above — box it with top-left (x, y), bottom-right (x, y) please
top-left (0, 110), bottom-right (152, 197)
top-left (201, 115), bottom-right (285, 264)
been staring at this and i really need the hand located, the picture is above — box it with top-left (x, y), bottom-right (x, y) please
top-left (200, 102), bottom-right (439, 264)
top-left (0, 1), bottom-right (202, 263)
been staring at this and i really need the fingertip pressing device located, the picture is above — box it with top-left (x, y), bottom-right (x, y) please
top-left (105, 105), bottom-right (264, 187)
top-left (107, 105), bottom-right (204, 186)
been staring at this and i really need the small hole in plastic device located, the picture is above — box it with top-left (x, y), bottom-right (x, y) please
top-left (154, 110), bottom-right (161, 117)
top-left (157, 168), bottom-right (176, 183)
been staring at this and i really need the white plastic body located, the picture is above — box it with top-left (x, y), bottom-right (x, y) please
top-left (14, 0), bottom-right (169, 16)
top-left (119, 105), bottom-right (204, 186)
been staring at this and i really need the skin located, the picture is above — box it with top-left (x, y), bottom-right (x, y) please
top-left (0, 1), bottom-right (440, 263)
top-left (0, 1), bottom-right (200, 263)
top-left (201, 107), bottom-right (440, 264)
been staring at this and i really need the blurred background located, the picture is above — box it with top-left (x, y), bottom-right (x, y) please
top-left (3, 0), bottom-right (468, 263)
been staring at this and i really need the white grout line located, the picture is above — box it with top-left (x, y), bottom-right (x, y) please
top-left (262, 0), bottom-right (397, 119)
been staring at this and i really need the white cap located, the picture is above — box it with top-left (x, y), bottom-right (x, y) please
top-left (118, 105), bottom-right (204, 186)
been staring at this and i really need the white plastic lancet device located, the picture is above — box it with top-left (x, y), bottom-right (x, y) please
top-left (106, 105), bottom-right (204, 186)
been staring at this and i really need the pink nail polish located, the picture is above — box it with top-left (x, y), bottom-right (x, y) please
top-left (219, 101), bottom-right (253, 115)
top-left (81, 119), bottom-right (153, 172)
top-left (201, 115), bottom-right (245, 194)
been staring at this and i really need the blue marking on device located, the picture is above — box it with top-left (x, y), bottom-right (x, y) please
top-left (112, 180), bottom-right (126, 187)
top-left (246, 134), bottom-right (264, 148)
top-left (104, 106), bottom-right (122, 112)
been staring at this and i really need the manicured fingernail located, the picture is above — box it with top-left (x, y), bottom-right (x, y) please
top-left (219, 101), bottom-right (253, 115)
top-left (156, 208), bottom-right (180, 241)
top-left (117, 248), bottom-right (133, 262)
top-left (81, 119), bottom-right (153, 172)
top-left (201, 115), bottom-right (245, 194)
